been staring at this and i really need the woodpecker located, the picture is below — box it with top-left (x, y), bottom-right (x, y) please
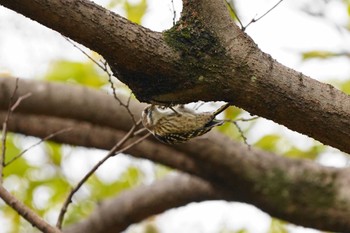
top-left (141, 103), bottom-right (230, 144)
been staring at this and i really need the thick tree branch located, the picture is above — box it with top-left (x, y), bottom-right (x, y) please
top-left (179, 0), bottom-right (350, 153)
top-left (1, 79), bottom-right (350, 231)
top-left (0, 0), bottom-right (179, 100)
top-left (0, 112), bottom-right (198, 175)
top-left (0, 0), bottom-right (349, 154)
top-left (0, 78), bottom-right (141, 131)
top-left (63, 174), bottom-right (227, 233)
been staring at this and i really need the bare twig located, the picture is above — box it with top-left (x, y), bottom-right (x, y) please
top-left (171, 0), bottom-right (176, 26)
top-left (133, 127), bottom-right (148, 136)
top-left (63, 36), bottom-right (105, 71)
top-left (0, 185), bottom-right (62, 233)
top-left (10, 93), bottom-right (32, 112)
top-left (194, 102), bottom-right (205, 111)
top-left (64, 36), bottom-right (137, 124)
top-left (232, 121), bottom-right (250, 149)
top-left (5, 127), bottom-right (72, 167)
top-left (226, 0), bottom-right (284, 31)
top-left (222, 116), bottom-right (259, 149)
top-left (56, 122), bottom-right (150, 229)
top-left (0, 79), bottom-right (18, 182)
top-left (243, 0), bottom-right (284, 30)
top-left (103, 61), bottom-right (137, 125)
top-left (0, 79), bottom-right (32, 183)
top-left (232, 116), bottom-right (259, 122)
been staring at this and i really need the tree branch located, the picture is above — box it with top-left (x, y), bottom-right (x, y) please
top-left (0, 0), bottom-right (349, 229)
top-left (56, 123), bottom-right (150, 229)
top-left (0, 77), bottom-right (349, 155)
top-left (0, 0), bottom-right (349, 153)
top-left (0, 185), bottom-right (62, 233)
top-left (180, 0), bottom-right (350, 153)
top-left (0, 111), bottom-right (198, 176)
top-left (0, 0), bottom-right (178, 101)
top-left (1, 84), bottom-right (350, 231)
top-left (63, 174), bottom-right (227, 233)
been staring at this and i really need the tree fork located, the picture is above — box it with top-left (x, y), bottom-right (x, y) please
top-left (1, 0), bottom-right (349, 153)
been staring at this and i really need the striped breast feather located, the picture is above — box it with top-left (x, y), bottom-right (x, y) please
top-left (154, 122), bottom-right (221, 144)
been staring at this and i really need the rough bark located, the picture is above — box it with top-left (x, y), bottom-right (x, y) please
top-left (0, 0), bottom-right (349, 154)
top-left (0, 78), bottom-right (350, 231)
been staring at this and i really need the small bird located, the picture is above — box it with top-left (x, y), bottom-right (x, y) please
top-left (142, 103), bottom-right (230, 144)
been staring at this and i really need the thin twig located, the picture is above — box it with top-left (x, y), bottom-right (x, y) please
top-left (134, 127), bottom-right (148, 136)
top-left (10, 93), bottom-right (32, 112)
top-left (171, 0), bottom-right (176, 26)
top-left (56, 123), bottom-right (150, 229)
top-left (243, 0), bottom-right (284, 30)
top-left (1, 79), bottom-right (19, 182)
top-left (0, 79), bottom-right (31, 183)
top-left (104, 61), bottom-right (137, 125)
top-left (5, 127), bottom-right (73, 167)
top-left (232, 116), bottom-right (259, 122)
top-left (63, 36), bottom-right (105, 71)
top-left (194, 102), bottom-right (205, 111)
top-left (222, 116), bottom-right (259, 149)
top-left (233, 121), bottom-right (250, 149)
top-left (0, 185), bottom-right (62, 233)
top-left (63, 35), bottom-right (138, 125)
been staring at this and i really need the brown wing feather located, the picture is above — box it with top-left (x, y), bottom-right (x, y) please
top-left (152, 112), bottom-right (223, 144)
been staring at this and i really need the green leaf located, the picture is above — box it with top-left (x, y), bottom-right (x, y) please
top-left (62, 166), bottom-right (143, 226)
top-left (225, 1), bottom-right (240, 22)
top-left (254, 135), bottom-right (281, 152)
top-left (90, 166), bottom-right (143, 199)
top-left (2, 134), bottom-right (21, 165)
top-left (218, 228), bottom-right (248, 233)
top-left (268, 219), bottom-right (288, 233)
top-left (224, 106), bottom-right (242, 119)
top-left (44, 60), bottom-right (107, 88)
top-left (3, 135), bottom-right (58, 179)
top-left (301, 50), bottom-right (337, 60)
top-left (3, 156), bottom-right (33, 178)
top-left (339, 79), bottom-right (350, 94)
top-left (106, 0), bottom-right (123, 9)
top-left (284, 145), bottom-right (324, 160)
top-left (124, 0), bottom-right (148, 24)
top-left (45, 142), bottom-right (63, 166)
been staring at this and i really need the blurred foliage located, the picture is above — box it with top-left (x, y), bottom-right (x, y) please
top-left (226, 0), bottom-right (240, 23)
top-left (267, 219), bottom-right (288, 233)
top-left (219, 228), bottom-right (248, 233)
top-left (0, 135), bottom-right (145, 231)
top-left (143, 221), bottom-right (160, 233)
top-left (346, 0), bottom-right (350, 29)
top-left (1, 0), bottom-right (350, 233)
top-left (63, 166), bottom-right (143, 226)
top-left (218, 106), bottom-right (258, 144)
top-left (253, 135), bottom-right (324, 160)
top-left (106, 0), bottom-right (147, 25)
top-left (44, 60), bottom-right (108, 88)
top-left (218, 106), bottom-right (243, 140)
top-left (339, 79), bottom-right (350, 94)
top-left (302, 51), bottom-right (340, 60)
top-left (125, 0), bottom-right (147, 24)
top-left (0, 1), bottom-right (150, 231)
